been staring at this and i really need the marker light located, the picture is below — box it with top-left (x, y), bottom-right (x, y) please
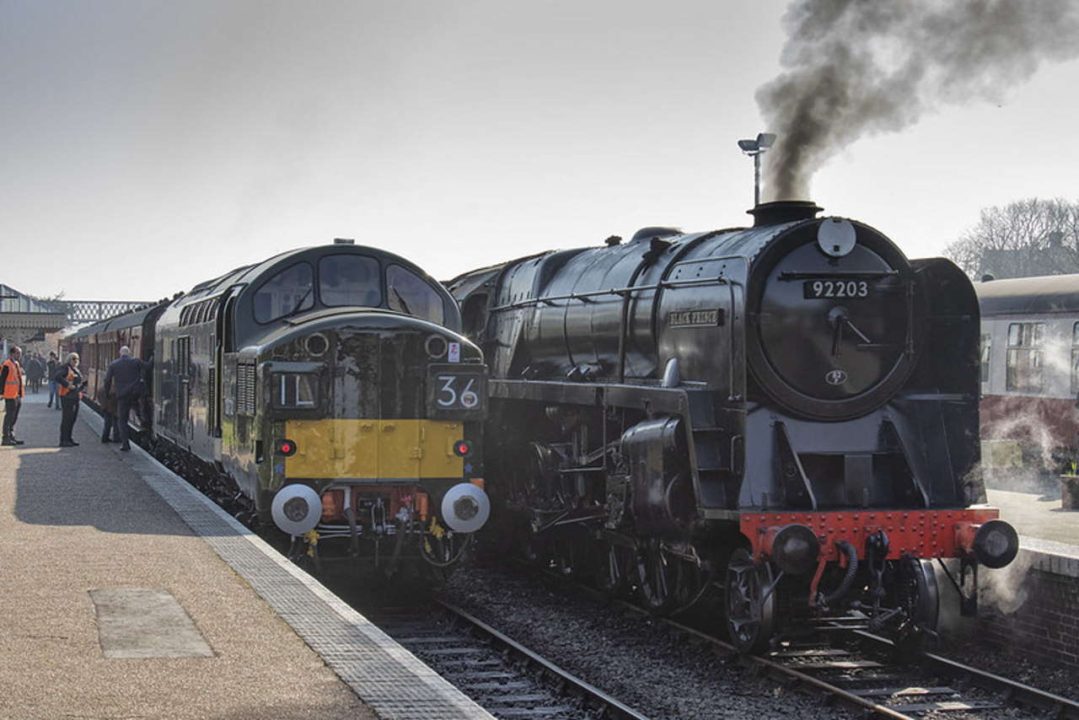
top-left (453, 440), bottom-right (473, 457)
top-left (275, 439), bottom-right (298, 457)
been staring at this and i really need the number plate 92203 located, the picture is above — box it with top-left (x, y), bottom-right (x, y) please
top-left (427, 365), bottom-right (488, 419)
top-left (803, 279), bottom-right (871, 299)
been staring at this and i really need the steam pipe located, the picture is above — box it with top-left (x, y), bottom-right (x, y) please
top-left (821, 541), bottom-right (859, 605)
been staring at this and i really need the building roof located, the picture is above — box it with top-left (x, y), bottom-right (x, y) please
top-left (0, 283), bottom-right (67, 331)
top-left (975, 273), bottom-right (1079, 316)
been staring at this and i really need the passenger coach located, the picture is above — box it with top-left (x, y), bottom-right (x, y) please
top-left (977, 274), bottom-right (1079, 473)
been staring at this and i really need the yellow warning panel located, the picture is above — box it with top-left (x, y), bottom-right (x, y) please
top-left (284, 419), bottom-right (463, 479)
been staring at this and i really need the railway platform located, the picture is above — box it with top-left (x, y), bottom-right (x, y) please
top-left (0, 393), bottom-right (493, 720)
top-left (987, 485), bottom-right (1079, 576)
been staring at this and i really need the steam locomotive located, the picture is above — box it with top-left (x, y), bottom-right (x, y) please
top-left (67, 241), bottom-right (490, 578)
top-left (448, 200), bottom-right (1019, 651)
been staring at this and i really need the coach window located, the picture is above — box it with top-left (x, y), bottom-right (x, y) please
top-left (1072, 323), bottom-right (1079, 394)
top-left (254, 263), bottom-right (314, 323)
top-left (386, 264), bottom-right (444, 324)
top-left (1006, 322), bottom-right (1045, 393)
top-left (319, 255), bottom-right (381, 307)
top-left (980, 333), bottom-right (991, 383)
top-left (273, 373), bottom-right (318, 409)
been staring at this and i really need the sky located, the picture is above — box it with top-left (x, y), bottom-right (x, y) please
top-left (2, 1), bottom-right (1078, 302)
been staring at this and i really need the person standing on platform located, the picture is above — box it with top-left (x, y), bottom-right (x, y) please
top-left (102, 346), bottom-right (143, 452)
top-left (54, 352), bottom-right (85, 447)
top-left (100, 383), bottom-right (120, 444)
top-left (46, 352), bottom-right (59, 409)
top-left (25, 353), bottom-right (43, 394)
top-left (1, 346), bottom-right (25, 446)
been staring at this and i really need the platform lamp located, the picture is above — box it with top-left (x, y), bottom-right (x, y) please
top-left (737, 132), bottom-right (776, 207)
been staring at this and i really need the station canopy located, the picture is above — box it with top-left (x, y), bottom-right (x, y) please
top-left (0, 283), bottom-right (68, 334)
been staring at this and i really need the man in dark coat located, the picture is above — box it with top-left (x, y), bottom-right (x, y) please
top-left (102, 346), bottom-right (144, 451)
top-left (25, 354), bottom-right (44, 394)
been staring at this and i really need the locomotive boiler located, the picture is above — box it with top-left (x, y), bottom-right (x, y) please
top-left (449, 200), bottom-right (1019, 651)
top-left (68, 240), bottom-right (490, 579)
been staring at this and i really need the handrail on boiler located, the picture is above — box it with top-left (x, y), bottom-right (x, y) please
top-left (488, 276), bottom-right (731, 312)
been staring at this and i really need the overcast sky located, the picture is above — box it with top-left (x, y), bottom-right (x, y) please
top-left (2, 1), bottom-right (1078, 301)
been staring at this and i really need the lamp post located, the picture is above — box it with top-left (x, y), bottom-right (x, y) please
top-left (737, 132), bottom-right (776, 206)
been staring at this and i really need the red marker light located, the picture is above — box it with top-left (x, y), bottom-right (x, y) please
top-left (275, 439), bottom-right (297, 457)
top-left (453, 440), bottom-right (472, 457)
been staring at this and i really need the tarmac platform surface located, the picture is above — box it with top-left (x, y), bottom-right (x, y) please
top-left (988, 485), bottom-right (1079, 578)
top-left (988, 487), bottom-right (1077, 547)
top-left (0, 393), bottom-right (492, 720)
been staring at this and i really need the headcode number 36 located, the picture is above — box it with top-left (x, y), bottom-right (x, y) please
top-left (436, 374), bottom-right (480, 409)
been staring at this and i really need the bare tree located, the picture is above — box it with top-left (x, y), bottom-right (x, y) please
top-left (945, 198), bottom-right (1079, 279)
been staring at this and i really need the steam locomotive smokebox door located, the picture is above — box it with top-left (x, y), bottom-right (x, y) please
top-left (621, 417), bottom-right (692, 534)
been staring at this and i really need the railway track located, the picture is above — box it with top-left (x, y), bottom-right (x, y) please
top-left (127, 412), bottom-right (1078, 720)
top-left (616, 595), bottom-right (1078, 719)
top-left (516, 561), bottom-right (1079, 719)
top-left (365, 600), bottom-right (651, 720)
top-left (129, 422), bottom-right (652, 719)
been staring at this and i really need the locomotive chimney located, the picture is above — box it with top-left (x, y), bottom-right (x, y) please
top-left (749, 200), bottom-right (823, 227)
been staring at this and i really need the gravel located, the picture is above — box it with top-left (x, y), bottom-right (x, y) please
top-left (940, 631), bottom-right (1079, 703)
top-left (441, 563), bottom-right (858, 720)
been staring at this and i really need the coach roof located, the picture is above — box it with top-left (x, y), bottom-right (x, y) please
top-left (976, 273), bottom-right (1079, 316)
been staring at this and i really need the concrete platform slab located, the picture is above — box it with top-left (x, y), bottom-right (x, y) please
top-left (0, 393), bottom-right (492, 720)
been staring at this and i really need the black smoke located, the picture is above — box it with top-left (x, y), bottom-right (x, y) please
top-left (758, 0), bottom-right (1079, 201)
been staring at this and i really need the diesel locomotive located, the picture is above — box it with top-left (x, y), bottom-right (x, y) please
top-left (448, 200), bottom-right (1020, 652)
top-left (67, 240), bottom-right (490, 577)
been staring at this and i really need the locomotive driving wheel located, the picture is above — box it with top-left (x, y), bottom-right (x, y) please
top-left (595, 540), bottom-right (631, 595)
top-left (635, 539), bottom-right (677, 613)
top-left (725, 548), bottom-right (775, 654)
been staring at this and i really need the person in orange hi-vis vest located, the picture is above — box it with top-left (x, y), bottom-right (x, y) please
top-left (1, 346), bottom-right (25, 446)
top-left (53, 352), bottom-right (85, 448)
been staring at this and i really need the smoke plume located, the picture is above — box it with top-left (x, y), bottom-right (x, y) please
top-left (758, 0), bottom-right (1079, 201)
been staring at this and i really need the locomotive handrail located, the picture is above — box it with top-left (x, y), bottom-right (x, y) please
top-left (778, 270), bottom-right (900, 280)
top-left (488, 276), bottom-right (729, 312)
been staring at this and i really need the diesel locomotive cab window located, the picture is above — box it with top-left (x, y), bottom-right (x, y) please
top-left (254, 263), bottom-right (314, 323)
top-left (1006, 322), bottom-right (1045, 393)
top-left (273, 373), bottom-right (318, 409)
top-left (386, 265), bottom-right (444, 324)
top-left (319, 255), bottom-right (381, 307)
